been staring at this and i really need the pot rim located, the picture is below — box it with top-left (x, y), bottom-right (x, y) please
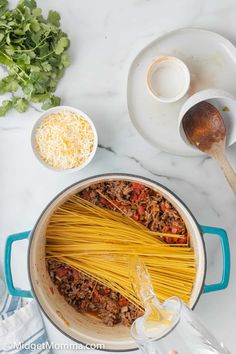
top-left (27, 173), bottom-right (207, 352)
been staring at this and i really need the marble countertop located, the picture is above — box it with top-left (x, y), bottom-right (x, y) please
top-left (1, 0), bottom-right (236, 352)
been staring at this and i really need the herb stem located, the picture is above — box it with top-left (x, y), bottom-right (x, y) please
top-left (38, 50), bottom-right (54, 60)
top-left (16, 7), bottom-right (24, 20)
top-left (0, 24), bottom-right (11, 29)
top-left (0, 50), bottom-right (29, 82)
top-left (13, 33), bottom-right (52, 53)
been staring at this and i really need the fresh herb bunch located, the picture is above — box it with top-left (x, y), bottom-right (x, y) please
top-left (0, 0), bottom-right (70, 116)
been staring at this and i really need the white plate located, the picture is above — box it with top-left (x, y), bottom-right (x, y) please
top-left (127, 28), bottom-right (236, 156)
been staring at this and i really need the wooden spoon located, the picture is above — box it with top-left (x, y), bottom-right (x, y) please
top-left (182, 101), bottom-right (236, 196)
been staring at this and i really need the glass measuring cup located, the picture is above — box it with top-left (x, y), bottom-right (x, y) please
top-left (129, 257), bottom-right (229, 354)
top-left (131, 296), bottom-right (229, 354)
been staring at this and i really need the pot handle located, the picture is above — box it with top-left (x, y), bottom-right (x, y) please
top-left (200, 225), bottom-right (230, 293)
top-left (4, 231), bottom-right (33, 298)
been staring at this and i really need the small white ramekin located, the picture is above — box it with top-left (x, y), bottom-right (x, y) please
top-left (31, 106), bottom-right (98, 173)
top-left (178, 89), bottom-right (236, 150)
top-left (147, 56), bottom-right (190, 103)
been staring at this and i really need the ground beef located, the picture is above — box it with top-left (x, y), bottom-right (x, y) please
top-left (47, 260), bottom-right (143, 326)
top-left (47, 180), bottom-right (187, 326)
top-left (80, 181), bottom-right (187, 243)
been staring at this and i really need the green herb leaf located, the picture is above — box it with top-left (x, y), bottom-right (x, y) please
top-left (5, 48), bottom-right (15, 56)
top-left (22, 82), bottom-right (34, 95)
top-left (0, 99), bottom-right (13, 117)
top-left (54, 36), bottom-right (69, 55)
top-left (0, 75), bottom-right (18, 93)
top-left (42, 61), bottom-right (52, 72)
top-left (61, 52), bottom-right (70, 68)
top-left (30, 65), bottom-right (40, 72)
top-left (47, 10), bottom-right (60, 27)
top-left (17, 53), bottom-right (31, 65)
top-left (42, 95), bottom-right (60, 109)
top-left (13, 97), bottom-right (29, 112)
top-left (17, 0), bottom-right (37, 10)
top-left (31, 30), bottom-right (42, 44)
top-left (32, 7), bottom-right (41, 17)
top-left (31, 92), bottom-right (50, 103)
top-left (30, 18), bottom-right (40, 32)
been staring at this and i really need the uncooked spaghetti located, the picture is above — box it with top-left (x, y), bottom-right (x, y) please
top-left (46, 194), bottom-right (196, 308)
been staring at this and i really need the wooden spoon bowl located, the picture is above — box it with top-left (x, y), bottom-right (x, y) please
top-left (182, 101), bottom-right (236, 196)
top-left (182, 102), bottom-right (226, 152)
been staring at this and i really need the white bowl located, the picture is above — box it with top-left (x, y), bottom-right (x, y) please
top-left (178, 89), bottom-right (236, 150)
top-left (31, 106), bottom-right (98, 173)
top-left (146, 56), bottom-right (190, 103)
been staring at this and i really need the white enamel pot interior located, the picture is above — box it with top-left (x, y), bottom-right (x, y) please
top-left (28, 174), bottom-right (206, 351)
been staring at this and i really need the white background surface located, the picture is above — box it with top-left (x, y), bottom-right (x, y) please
top-left (0, 0), bottom-right (236, 353)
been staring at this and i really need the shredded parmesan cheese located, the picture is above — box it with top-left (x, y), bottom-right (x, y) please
top-left (35, 110), bottom-right (95, 169)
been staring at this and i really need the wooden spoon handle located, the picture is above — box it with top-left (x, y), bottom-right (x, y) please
top-left (214, 151), bottom-right (236, 196)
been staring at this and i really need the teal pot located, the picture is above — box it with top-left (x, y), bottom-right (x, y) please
top-left (4, 174), bottom-right (230, 351)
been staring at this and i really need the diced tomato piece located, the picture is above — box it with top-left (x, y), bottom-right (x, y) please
top-left (160, 204), bottom-right (166, 212)
top-left (132, 182), bottom-right (145, 191)
top-left (82, 190), bottom-right (90, 200)
top-left (162, 226), bottom-right (170, 233)
top-left (132, 214), bottom-right (140, 221)
top-left (57, 268), bottom-right (68, 278)
top-left (171, 226), bottom-right (179, 234)
top-left (160, 201), bottom-right (170, 212)
top-left (165, 237), bottom-right (176, 244)
top-left (104, 287), bottom-right (111, 295)
top-left (118, 297), bottom-right (129, 307)
top-left (72, 269), bottom-right (80, 281)
top-left (137, 205), bottom-right (145, 216)
top-left (93, 289), bottom-right (100, 302)
top-left (137, 191), bottom-right (148, 201)
top-left (177, 236), bottom-right (187, 244)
